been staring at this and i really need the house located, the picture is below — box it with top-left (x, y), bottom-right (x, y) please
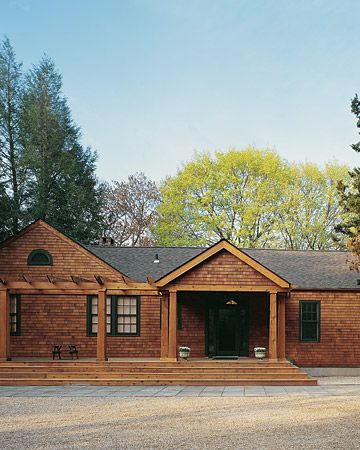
top-left (0, 219), bottom-right (359, 385)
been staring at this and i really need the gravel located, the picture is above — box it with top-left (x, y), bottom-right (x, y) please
top-left (1, 395), bottom-right (360, 449)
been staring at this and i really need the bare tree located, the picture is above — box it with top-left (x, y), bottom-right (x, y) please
top-left (100, 172), bottom-right (161, 246)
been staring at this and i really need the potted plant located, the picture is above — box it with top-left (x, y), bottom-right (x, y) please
top-left (254, 347), bottom-right (266, 359)
top-left (179, 346), bottom-right (191, 360)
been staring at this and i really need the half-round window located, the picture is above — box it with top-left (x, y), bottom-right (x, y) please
top-left (27, 249), bottom-right (53, 266)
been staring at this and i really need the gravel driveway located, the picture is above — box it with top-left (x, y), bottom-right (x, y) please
top-left (1, 394), bottom-right (360, 449)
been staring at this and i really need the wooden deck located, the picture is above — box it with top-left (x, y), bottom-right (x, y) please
top-left (0, 358), bottom-right (317, 386)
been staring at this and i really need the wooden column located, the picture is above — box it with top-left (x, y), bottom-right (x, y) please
top-left (160, 292), bottom-right (169, 360)
top-left (0, 289), bottom-right (10, 361)
top-left (277, 295), bottom-right (286, 360)
top-left (268, 292), bottom-right (278, 360)
top-left (168, 290), bottom-right (177, 361)
top-left (96, 289), bottom-right (108, 362)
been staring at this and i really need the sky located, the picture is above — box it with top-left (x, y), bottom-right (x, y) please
top-left (1, 0), bottom-right (360, 182)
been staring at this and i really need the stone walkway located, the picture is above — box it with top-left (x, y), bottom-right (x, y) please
top-left (1, 382), bottom-right (360, 397)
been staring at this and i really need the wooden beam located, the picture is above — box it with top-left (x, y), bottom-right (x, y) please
top-left (160, 293), bottom-right (169, 360)
top-left (162, 284), bottom-right (284, 293)
top-left (0, 289), bottom-right (10, 361)
top-left (268, 292), bottom-right (278, 360)
top-left (277, 295), bottom-right (286, 360)
top-left (0, 280), bottom-right (155, 291)
top-left (168, 291), bottom-right (177, 361)
top-left (96, 289), bottom-right (108, 362)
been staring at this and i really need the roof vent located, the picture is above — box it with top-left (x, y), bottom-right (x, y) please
top-left (357, 279), bottom-right (360, 286)
top-left (153, 253), bottom-right (160, 264)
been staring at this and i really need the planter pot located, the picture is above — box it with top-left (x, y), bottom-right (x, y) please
top-left (179, 351), bottom-right (190, 359)
top-left (255, 351), bottom-right (266, 359)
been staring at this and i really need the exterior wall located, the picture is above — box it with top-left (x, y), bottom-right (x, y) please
top-left (177, 297), bottom-right (206, 358)
top-left (286, 290), bottom-right (360, 367)
top-left (0, 222), bottom-right (123, 281)
top-left (168, 250), bottom-right (278, 288)
top-left (11, 294), bottom-right (161, 358)
top-left (248, 295), bottom-right (269, 354)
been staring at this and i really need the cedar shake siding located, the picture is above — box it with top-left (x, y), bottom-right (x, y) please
top-left (11, 294), bottom-right (161, 358)
top-left (168, 250), bottom-right (279, 288)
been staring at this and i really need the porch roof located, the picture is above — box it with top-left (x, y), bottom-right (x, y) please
top-left (87, 245), bottom-right (359, 290)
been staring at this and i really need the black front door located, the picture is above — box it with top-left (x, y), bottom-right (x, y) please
top-left (207, 299), bottom-right (249, 357)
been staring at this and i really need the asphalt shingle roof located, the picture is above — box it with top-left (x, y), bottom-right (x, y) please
top-left (86, 245), bottom-right (360, 290)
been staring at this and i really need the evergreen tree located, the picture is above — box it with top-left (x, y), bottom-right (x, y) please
top-left (0, 37), bottom-right (24, 235)
top-left (20, 56), bottom-right (101, 243)
top-left (337, 94), bottom-right (360, 268)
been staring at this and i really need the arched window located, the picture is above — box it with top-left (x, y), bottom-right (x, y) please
top-left (27, 249), bottom-right (53, 266)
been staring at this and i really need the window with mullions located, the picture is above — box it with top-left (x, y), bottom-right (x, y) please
top-left (300, 301), bottom-right (320, 342)
top-left (10, 294), bottom-right (21, 336)
top-left (87, 295), bottom-right (140, 336)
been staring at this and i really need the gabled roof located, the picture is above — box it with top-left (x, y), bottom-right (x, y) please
top-left (0, 219), bottom-right (132, 281)
top-left (155, 240), bottom-right (290, 288)
top-left (87, 244), bottom-right (360, 290)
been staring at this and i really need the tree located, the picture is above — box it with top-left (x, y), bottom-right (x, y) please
top-left (0, 37), bottom-right (24, 235)
top-left (19, 56), bottom-right (101, 243)
top-left (100, 173), bottom-right (161, 246)
top-left (155, 147), bottom-right (348, 249)
top-left (155, 148), bottom-right (291, 247)
top-left (277, 162), bottom-right (349, 249)
top-left (336, 94), bottom-right (360, 268)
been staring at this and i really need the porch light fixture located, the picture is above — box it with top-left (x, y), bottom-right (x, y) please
top-left (226, 300), bottom-right (238, 305)
top-left (153, 253), bottom-right (160, 264)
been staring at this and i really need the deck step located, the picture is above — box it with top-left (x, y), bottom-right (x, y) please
top-left (0, 378), bottom-right (317, 386)
top-left (0, 360), bottom-right (316, 386)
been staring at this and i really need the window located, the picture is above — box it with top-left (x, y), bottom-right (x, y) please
top-left (27, 249), bottom-right (53, 266)
top-left (87, 295), bottom-right (140, 336)
top-left (10, 294), bottom-right (21, 336)
top-left (300, 301), bottom-right (320, 342)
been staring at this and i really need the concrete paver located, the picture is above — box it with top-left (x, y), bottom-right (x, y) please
top-left (1, 378), bottom-right (360, 397)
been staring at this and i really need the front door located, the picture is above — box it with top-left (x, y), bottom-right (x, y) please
top-left (207, 298), bottom-right (249, 357)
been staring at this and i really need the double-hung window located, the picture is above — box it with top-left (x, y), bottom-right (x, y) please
top-left (300, 301), bottom-right (320, 342)
top-left (87, 295), bottom-right (140, 336)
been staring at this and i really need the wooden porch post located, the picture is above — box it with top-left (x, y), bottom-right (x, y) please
top-left (268, 292), bottom-right (278, 360)
top-left (168, 290), bottom-right (177, 361)
top-left (277, 295), bottom-right (286, 360)
top-left (160, 292), bottom-right (169, 359)
top-left (0, 289), bottom-right (11, 361)
top-left (96, 288), bottom-right (108, 362)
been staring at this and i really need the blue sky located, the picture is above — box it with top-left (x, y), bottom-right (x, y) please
top-left (1, 0), bottom-right (360, 182)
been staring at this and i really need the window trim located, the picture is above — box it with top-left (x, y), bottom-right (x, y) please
top-left (27, 249), bottom-right (53, 266)
top-left (10, 294), bottom-right (21, 336)
top-left (87, 295), bottom-right (140, 337)
top-left (299, 300), bottom-right (320, 343)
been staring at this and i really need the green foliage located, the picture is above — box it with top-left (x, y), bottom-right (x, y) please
top-left (0, 37), bottom-right (24, 235)
top-left (0, 38), bottom-right (102, 244)
top-left (155, 148), bottom-right (348, 249)
top-left (336, 94), bottom-right (360, 268)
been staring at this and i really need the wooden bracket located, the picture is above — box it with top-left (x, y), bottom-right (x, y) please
top-left (0, 277), bottom-right (7, 285)
top-left (46, 275), bottom-right (55, 284)
top-left (22, 274), bottom-right (31, 284)
top-left (94, 275), bottom-right (105, 285)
